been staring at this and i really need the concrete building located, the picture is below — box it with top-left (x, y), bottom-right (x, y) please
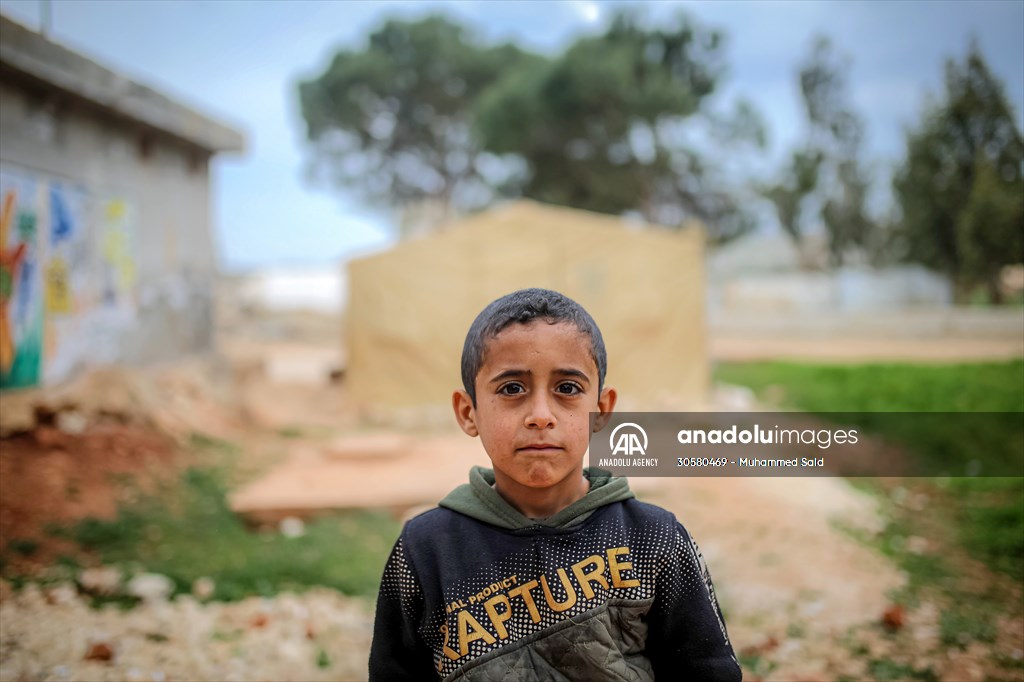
top-left (0, 15), bottom-right (243, 389)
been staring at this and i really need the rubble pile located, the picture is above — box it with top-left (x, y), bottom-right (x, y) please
top-left (0, 358), bottom-right (244, 443)
top-left (0, 581), bottom-right (373, 682)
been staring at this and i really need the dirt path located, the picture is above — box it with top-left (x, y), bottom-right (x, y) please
top-left (709, 308), bottom-right (1024, 363)
top-left (646, 477), bottom-right (900, 680)
top-left (711, 335), bottom-right (1024, 362)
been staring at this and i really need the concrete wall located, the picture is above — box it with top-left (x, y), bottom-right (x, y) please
top-left (0, 79), bottom-right (217, 388)
top-left (708, 265), bottom-right (953, 316)
top-left (707, 230), bottom-right (954, 314)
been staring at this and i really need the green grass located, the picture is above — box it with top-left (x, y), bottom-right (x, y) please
top-left (7, 538), bottom-right (40, 557)
top-left (939, 608), bottom-right (997, 647)
top-left (187, 432), bottom-right (243, 456)
top-left (715, 359), bottom-right (1024, 413)
top-left (958, 481), bottom-right (1024, 579)
top-left (868, 658), bottom-right (938, 681)
top-left (717, 360), bottom-right (1023, 583)
top-left (51, 465), bottom-right (400, 601)
top-left (0, 432), bottom-right (404, 605)
top-left (737, 652), bottom-right (776, 678)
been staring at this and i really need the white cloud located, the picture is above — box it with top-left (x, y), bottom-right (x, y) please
top-left (572, 1), bottom-right (601, 24)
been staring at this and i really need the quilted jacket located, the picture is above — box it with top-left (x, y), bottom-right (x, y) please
top-left (368, 467), bottom-right (741, 681)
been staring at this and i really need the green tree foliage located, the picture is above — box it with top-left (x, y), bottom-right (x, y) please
top-left (475, 12), bottom-right (764, 241)
top-left (297, 17), bottom-right (539, 211)
top-left (893, 44), bottom-right (1024, 301)
top-left (763, 36), bottom-right (878, 267)
top-left (298, 13), bottom-right (762, 240)
top-left (956, 161), bottom-right (1024, 301)
top-left (763, 149), bottom-right (823, 246)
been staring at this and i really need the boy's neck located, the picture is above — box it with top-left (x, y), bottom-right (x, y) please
top-left (492, 470), bottom-right (591, 520)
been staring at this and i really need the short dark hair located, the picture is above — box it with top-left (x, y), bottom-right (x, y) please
top-left (461, 288), bottom-right (607, 405)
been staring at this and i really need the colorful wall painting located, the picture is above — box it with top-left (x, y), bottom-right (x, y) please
top-left (42, 180), bottom-right (93, 385)
top-left (0, 168), bottom-right (44, 389)
top-left (0, 164), bottom-right (139, 390)
top-left (99, 198), bottom-right (137, 319)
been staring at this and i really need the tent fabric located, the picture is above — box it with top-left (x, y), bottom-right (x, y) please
top-left (347, 200), bottom-right (707, 409)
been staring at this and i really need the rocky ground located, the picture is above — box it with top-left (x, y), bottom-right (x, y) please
top-left (0, 581), bottom-right (373, 682)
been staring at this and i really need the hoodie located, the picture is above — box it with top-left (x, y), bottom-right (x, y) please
top-left (369, 467), bottom-right (741, 681)
top-left (438, 466), bottom-right (635, 529)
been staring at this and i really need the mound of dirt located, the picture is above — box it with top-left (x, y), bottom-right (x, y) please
top-left (1, 358), bottom-right (248, 571)
top-left (0, 422), bottom-right (179, 572)
top-left (0, 358), bottom-right (244, 442)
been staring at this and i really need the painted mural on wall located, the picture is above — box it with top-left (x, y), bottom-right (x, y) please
top-left (0, 169), bottom-right (44, 388)
top-left (0, 165), bottom-right (136, 389)
top-left (44, 180), bottom-right (94, 385)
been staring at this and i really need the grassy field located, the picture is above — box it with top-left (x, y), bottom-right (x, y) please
top-left (57, 465), bottom-right (400, 602)
top-left (2, 434), bottom-right (401, 605)
top-left (715, 360), bottom-right (1024, 413)
top-left (716, 359), bottom-right (1023, 580)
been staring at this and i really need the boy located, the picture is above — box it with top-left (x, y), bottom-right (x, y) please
top-left (369, 288), bottom-right (741, 681)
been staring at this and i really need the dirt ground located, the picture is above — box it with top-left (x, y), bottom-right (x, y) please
top-left (1, 318), bottom-right (1022, 681)
top-left (0, 424), bottom-right (178, 574)
top-left (711, 335), bottom-right (1024, 362)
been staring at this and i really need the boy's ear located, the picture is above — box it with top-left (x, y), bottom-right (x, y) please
top-left (452, 389), bottom-right (479, 437)
top-left (592, 385), bottom-right (618, 432)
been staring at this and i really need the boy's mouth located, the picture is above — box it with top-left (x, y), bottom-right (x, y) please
top-left (517, 444), bottom-right (562, 452)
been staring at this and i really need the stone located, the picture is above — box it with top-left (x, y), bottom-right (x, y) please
top-left (79, 566), bottom-right (123, 595)
top-left (279, 516), bottom-right (305, 538)
top-left (126, 573), bottom-right (174, 602)
top-left (84, 641), bottom-right (115, 662)
top-left (192, 576), bottom-right (216, 601)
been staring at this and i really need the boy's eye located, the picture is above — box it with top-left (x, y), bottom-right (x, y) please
top-left (498, 382), bottom-right (525, 396)
top-left (555, 382), bottom-right (583, 396)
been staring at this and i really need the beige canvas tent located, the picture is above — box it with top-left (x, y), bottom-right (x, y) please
top-left (347, 200), bottom-right (708, 410)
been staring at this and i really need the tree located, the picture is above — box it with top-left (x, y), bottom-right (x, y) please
top-left (297, 17), bottom-right (539, 213)
top-left (763, 36), bottom-right (878, 267)
top-left (893, 44), bottom-right (1024, 301)
top-left (474, 11), bottom-right (765, 241)
top-left (956, 161), bottom-right (1024, 302)
top-left (762, 148), bottom-right (823, 250)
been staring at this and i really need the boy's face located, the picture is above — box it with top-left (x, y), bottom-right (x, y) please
top-left (453, 320), bottom-right (616, 492)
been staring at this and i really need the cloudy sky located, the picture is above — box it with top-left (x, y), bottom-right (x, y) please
top-left (1, 0), bottom-right (1021, 272)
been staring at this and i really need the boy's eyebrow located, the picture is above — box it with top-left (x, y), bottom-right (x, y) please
top-left (487, 368), bottom-right (592, 384)
top-left (488, 369), bottom-right (529, 384)
top-left (554, 368), bottom-right (591, 384)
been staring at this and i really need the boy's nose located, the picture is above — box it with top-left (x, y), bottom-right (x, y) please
top-left (524, 394), bottom-right (557, 429)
